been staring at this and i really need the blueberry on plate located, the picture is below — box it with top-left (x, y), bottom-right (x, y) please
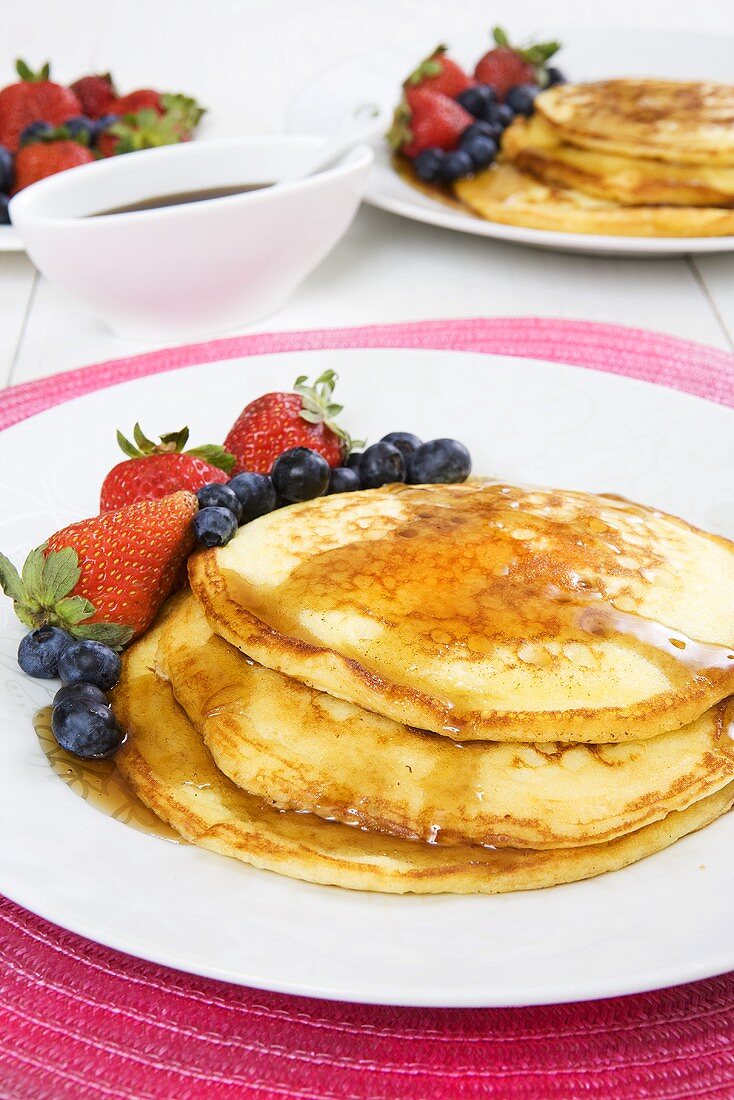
top-left (54, 682), bottom-right (109, 708)
top-left (456, 84), bottom-right (496, 119)
top-left (441, 149), bottom-right (475, 182)
top-left (462, 134), bottom-right (497, 171)
top-left (345, 452), bottom-right (363, 471)
top-left (358, 442), bottom-right (406, 489)
top-left (65, 115), bottom-right (96, 144)
top-left (58, 639), bottom-right (121, 691)
top-left (546, 67), bottom-right (566, 87)
top-left (380, 432), bottom-right (422, 460)
top-left (0, 145), bottom-right (13, 195)
top-left (52, 699), bottom-right (125, 759)
top-left (486, 103), bottom-right (515, 129)
top-left (407, 439), bottom-right (472, 485)
top-left (505, 84), bottom-right (540, 117)
top-left (327, 467), bottom-right (361, 494)
top-left (18, 625), bottom-right (73, 679)
top-left (93, 113), bottom-right (119, 137)
top-left (19, 120), bottom-right (53, 146)
top-left (0, 195), bottom-right (10, 226)
top-left (413, 147), bottom-right (446, 183)
top-left (196, 482), bottom-right (243, 521)
top-left (228, 471), bottom-right (278, 522)
top-left (271, 447), bottom-right (330, 503)
top-left (461, 120), bottom-right (501, 145)
top-left (193, 505), bottom-right (239, 547)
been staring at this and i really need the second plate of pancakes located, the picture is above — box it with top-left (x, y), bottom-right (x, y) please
top-left (1, 346), bottom-right (734, 1006)
top-left (286, 24), bottom-right (734, 254)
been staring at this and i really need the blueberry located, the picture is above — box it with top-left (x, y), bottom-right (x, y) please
top-left (407, 439), bottom-right (472, 484)
top-left (461, 120), bottom-right (502, 145)
top-left (94, 113), bottom-right (119, 134)
top-left (0, 194), bottom-right (11, 226)
top-left (228, 471), bottom-right (278, 522)
top-left (65, 115), bottom-right (96, 144)
top-left (52, 699), bottom-right (125, 759)
top-left (193, 505), bottom-right (238, 547)
top-left (196, 482), bottom-right (242, 521)
top-left (58, 639), bottom-right (121, 690)
top-left (456, 83), bottom-right (496, 119)
top-left (17, 626), bottom-right (73, 679)
top-left (380, 432), bottom-right (422, 460)
top-left (441, 149), bottom-right (475, 182)
top-left (546, 67), bottom-right (566, 87)
top-left (461, 134), bottom-right (497, 170)
top-left (54, 682), bottom-right (109, 708)
top-left (19, 121), bottom-right (53, 146)
top-left (486, 103), bottom-right (515, 129)
top-left (327, 467), bottom-right (361, 494)
top-left (271, 447), bottom-right (330, 503)
top-left (0, 145), bottom-right (13, 194)
top-left (505, 83), bottom-right (540, 117)
top-left (345, 452), bottom-right (363, 471)
top-left (358, 442), bottom-right (406, 489)
top-left (413, 147), bottom-right (446, 183)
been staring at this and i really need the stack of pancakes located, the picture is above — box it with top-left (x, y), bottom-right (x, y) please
top-left (113, 482), bottom-right (734, 893)
top-left (454, 79), bottom-right (734, 236)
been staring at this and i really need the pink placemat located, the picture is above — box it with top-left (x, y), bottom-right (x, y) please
top-left (2, 317), bottom-right (734, 1100)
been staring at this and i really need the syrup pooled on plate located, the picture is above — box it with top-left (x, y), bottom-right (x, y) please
top-left (34, 706), bottom-right (182, 842)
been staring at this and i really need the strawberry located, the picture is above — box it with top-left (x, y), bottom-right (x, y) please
top-left (69, 72), bottom-right (117, 119)
top-left (100, 423), bottom-right (235, 511)
top-left (404, 45), bottom-right (474, 98)
top-left (12, 135), bottom-right (93, 193)
top-left (111, 88), bottom-right (164, 116)
top-left (474, 27), bottom-right (560, 101)
top-left (224, 370), bottom-right (359, 475)
top-left (97, 95), bottom-right (205, 157)
top-left (0, 491), bottom-right (197, 645)
top-left (0, 60), bottom-right (81, 152)
top-left (388, 86), bottom-right (472, 158)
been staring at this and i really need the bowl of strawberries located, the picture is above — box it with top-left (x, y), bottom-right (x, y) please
top-left (0, 58), bottom-right (205, 245)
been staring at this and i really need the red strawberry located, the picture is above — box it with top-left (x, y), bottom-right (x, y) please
top-left (474, 27), bottom-right (560, 101)
top-left (388, 86), bottom-right (472, 158)
top-left (224, 371), bottom-right (357, 475)
top-left (69, 72), bottom-right (116, 119)
top-left (0, 491), bottom-right (198, 646)
top-left (100, 423), bottom-right (235, 511)
top-left (404, 45), bottom-right (474, 98)
top-left (0, 60), bottom-right (82, 152)
top-left (97, 95), bottom-right (205, 157)
top-left (12, 136), bottom-right (93, 193)
top-left (111, 89), bottom-right (164, 116)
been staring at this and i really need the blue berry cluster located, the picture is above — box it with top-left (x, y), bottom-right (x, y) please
top-left (193, 434), bottom-right (472, 550)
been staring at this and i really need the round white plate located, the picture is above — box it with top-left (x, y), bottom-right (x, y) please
top-left (0, 225), bottom-right (21, 251)
top-left (1, 347), bottom-right (734, 1007)
top-left (286, 25), bottom-right (734, 256)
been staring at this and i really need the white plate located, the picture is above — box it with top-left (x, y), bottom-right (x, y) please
top-left (1, 347), bottom-right (734, 1007)
top-left (0, 225), bottom-right (22, 251)
top-left (286, 24), bottom-right (734, 256)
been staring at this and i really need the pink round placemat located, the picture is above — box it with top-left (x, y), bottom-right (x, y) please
top-left (2, 317), bottom-right (734, 1100)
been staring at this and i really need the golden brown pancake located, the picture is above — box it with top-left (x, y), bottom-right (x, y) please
top-left (159, 593), bottom-right (734, 850)
top-left (503, 114), bottom-right (734, 207)
top-left (189, 483), bottom-right (734, 743)
top-left (536, 79), bottom-right (734, 165)
top-left (113, 616), bottom-right (734, 894)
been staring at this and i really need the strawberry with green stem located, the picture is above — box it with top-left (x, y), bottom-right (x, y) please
top-left (474, 26), bottom-right (560, 100)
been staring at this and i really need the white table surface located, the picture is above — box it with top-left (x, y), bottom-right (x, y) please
top-left (3, 0), bottom-right (734, 387)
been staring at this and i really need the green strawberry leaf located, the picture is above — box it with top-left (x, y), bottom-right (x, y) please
top-left (116, 429), bottom-right (143, 459)
top-left (69, 621), bottom-right (134, 649)
top-left (160, 427), bottom-right (190, 451)
top-left (492, 26), bottom-right (510, 47)
top-left (41, 547), bottom-right (80, 605)
top-left (21, 545), bottom-right (47, 602)
top-left (55, 595), bottom-right (95, 626)
top-left (186, 445), bottom-right (236, 473)
top-left (133, 422), bottom-right (157, 452)
top-left (0, 552), bottom-right (25, 603)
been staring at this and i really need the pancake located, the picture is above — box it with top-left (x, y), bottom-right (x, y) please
top-left (113, 616), bottom-right (734, 894)
top-left (503, 115), bottom-right (734, 208)
top-left (453, 163), bottom-right (734, 237)
top-left (536, 79), bottom-right (734, 165)
top-left (189, 482), bottom-right (734, 744)
top-left (159, 592), bottom-right (734, 850)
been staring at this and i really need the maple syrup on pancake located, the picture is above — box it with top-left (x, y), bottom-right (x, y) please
top-left (34, 706), bottom-right (182, 842)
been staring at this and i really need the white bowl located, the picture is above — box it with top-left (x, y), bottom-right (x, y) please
top-left (9, 137), bottom-right (373, 341)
